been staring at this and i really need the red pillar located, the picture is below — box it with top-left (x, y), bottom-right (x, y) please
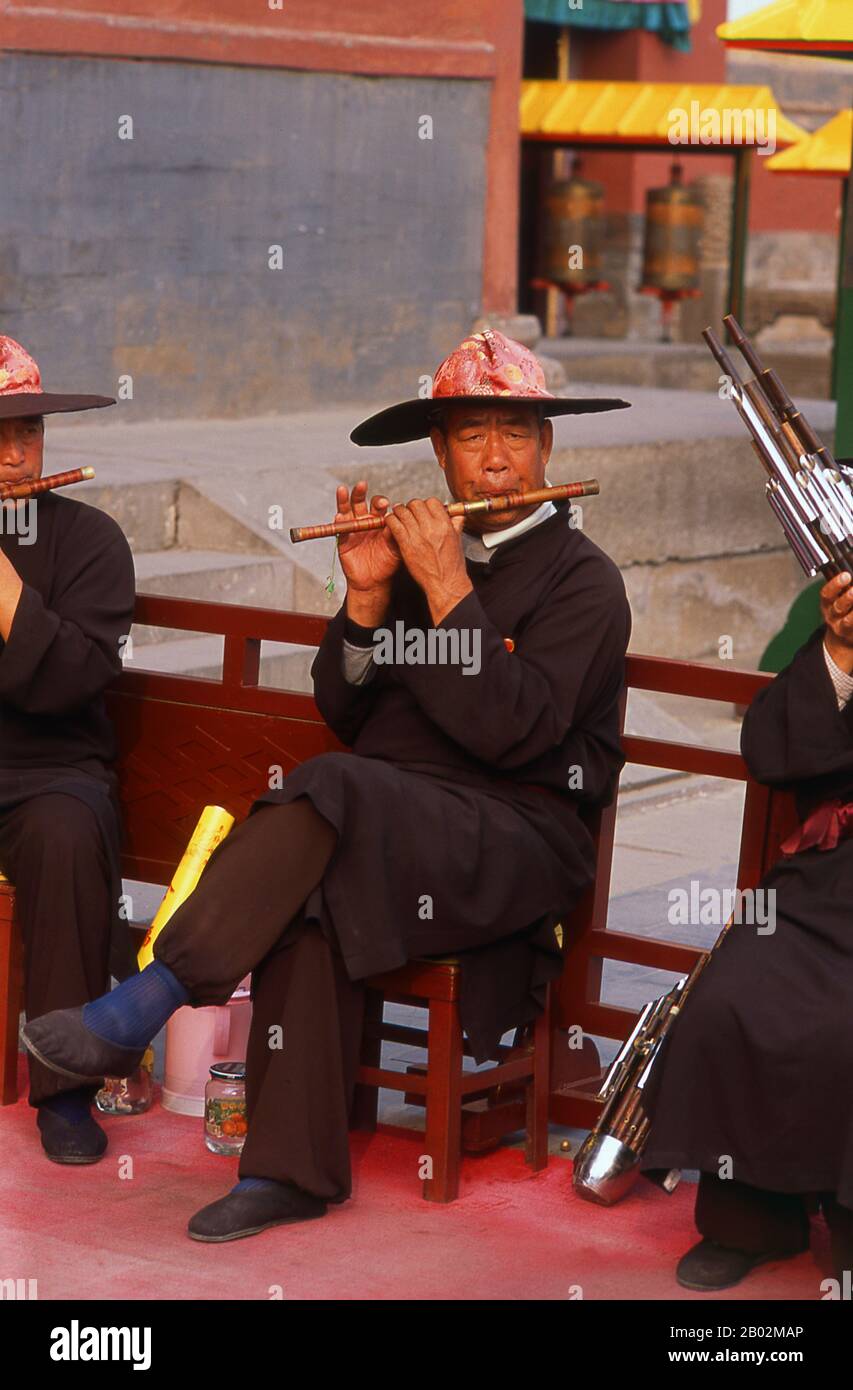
top-left (481, 0), bottom-right (526, 315)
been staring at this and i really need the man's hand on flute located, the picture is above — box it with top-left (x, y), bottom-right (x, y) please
top-left (337, 480), bottom-right (399, 628)
top-left (0, 546), bottom-right (23, 641)
top-left (821, 570), bottom-right (853, 674)
top-left (384, 497), bottom-right (473, 627)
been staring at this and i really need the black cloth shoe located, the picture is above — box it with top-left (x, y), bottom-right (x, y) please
top-left (188, 1185), bottom-right (328, 1243)
top-left (36, 1106), bottom-right (108, 1165)
top-left (676, 1237), bottom-right (805, 1291)
top-left (20, 1007), bottom-right (145, 1086)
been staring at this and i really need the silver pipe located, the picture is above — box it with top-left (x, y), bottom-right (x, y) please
top-left (735, 388), bottom-right (821, 524)
top-left (766, 481), bottom-right (824, 577)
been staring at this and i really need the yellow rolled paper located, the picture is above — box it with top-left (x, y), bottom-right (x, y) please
top-left (137, 805), bottom-right (235, 969)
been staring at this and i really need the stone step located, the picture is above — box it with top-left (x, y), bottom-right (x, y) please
top-left (132, 548), bottom-right (297, 614)
top-left (76, 478), bottom-right (180, 553)
top-left (77, 471), bottom-right (325, 587)
top-left (540, 336), bottom-right (831, 400)
top-left (131, 536), bottom-right (335, 646)
top-left (745, 285), bottom-right (835, 335)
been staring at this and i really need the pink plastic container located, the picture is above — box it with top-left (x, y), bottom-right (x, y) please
top-left (162, 977), bottom-right (253, 1117)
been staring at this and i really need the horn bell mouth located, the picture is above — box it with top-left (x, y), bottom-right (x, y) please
top-left (572, 1132), bottom-right (642, 1207)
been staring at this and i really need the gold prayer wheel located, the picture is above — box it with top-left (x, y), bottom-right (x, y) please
top-left (539, 165), bottom-right (606, 290)
top-left (640, 163), bottom-right (703, 294)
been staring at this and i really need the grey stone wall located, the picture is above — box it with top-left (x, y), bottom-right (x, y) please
top-left (0, 54), bottom-right (489, 420)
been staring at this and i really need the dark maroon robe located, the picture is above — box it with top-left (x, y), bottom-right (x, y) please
top-left (0, 492), bottom-right (137, 984)
top-left (253, 498), bottom-right (631, 1061)
top-left (641, 627), bottom-right (853, 1209)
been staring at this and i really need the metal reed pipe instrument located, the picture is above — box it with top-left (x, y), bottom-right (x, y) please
top-left (0, 467), bottom-right (95, 502)
top-left (288, 480), bottom-right (600, 544)
top-left (703, 314), bottom-right (853, 580)
top-left (573, 915), bottom-right (738, 1206)
top-left (574, 318), bottom-right (853, 1209)
top-left (574, 318), bottom-right (853, 1208)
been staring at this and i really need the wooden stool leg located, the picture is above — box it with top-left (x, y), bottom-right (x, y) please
top-left (0, 888), bottom-right (23, 1107)
top-left (525, 988), bottom-right (551, 1172)
top-left (423, 998), bottom-right (463, 1203)
top-left (351, 987), bottom-right (383, 1132)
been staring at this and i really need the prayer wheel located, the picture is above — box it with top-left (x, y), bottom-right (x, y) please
top-left (640, 164), bottom-right (703, 294)
top-left (539, 165), bottom-right (606, 290)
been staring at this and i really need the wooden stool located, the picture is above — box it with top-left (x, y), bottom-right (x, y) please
top-left (0, 871), bottom-right (24, 1105)
top-left (352, 950), bottom-right (553, 1203)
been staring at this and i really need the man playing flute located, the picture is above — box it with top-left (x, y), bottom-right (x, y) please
top-left (24, 329), bottom-right (632, 1242)
top-left (0, 336), bottom-right (136, 1161)
top-left (641, 572), bottom-right (853, 1290)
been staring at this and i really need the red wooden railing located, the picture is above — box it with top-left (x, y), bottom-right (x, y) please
top-left (113, 594), bottom-right (798, 1127)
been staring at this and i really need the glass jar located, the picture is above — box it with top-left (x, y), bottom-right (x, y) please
top-left (95, 1048), bottom-right (154, 1116)
top-left (204, 1062), bottom-right (247, 1155)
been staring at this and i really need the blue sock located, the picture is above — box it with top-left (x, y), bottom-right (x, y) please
top-left (232, 1178), bottom-right (287, 1195)
top-left (38, 1086), bottom-right (92, 1125)
top-left (82, 960), bottom-right (190, 1050)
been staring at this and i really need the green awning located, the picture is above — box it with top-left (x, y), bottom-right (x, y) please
top-left (525, 1), bottom-right (692, 52)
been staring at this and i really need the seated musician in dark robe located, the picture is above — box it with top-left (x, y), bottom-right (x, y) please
top-left (641, 570), bottom-right (853, 1291)
top-left (0, 336), bottom-right (136, 1161)
top-left (23, 330), bottom-right (632, 1242)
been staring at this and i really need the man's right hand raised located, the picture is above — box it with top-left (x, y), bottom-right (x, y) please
top-left (337, 480), bottom-right (400, 627)
top-left (821, 570), bottom-right (853, 674)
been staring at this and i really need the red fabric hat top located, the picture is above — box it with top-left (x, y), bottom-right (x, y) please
top-left (349, 327), bottom-right (631, 445)
top-left (0, 336), bottom-right (42, 397)
top-left (432, 329), bottom-right (554, 402)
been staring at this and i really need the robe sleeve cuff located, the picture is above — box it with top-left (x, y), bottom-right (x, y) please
top-left (341, 639), bottom-right (376, 686)
top-left (823, 639), bottom-right (853, 710)
top-left (343, 615), bottom-right (379, 648)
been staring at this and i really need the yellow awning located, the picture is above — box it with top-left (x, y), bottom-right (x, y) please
top-left (521, 80), bottom-right (807, 148)
top-left (766, 109), bottom-right (852, 175)
top-left (717, 0), bottom-right (853, 54)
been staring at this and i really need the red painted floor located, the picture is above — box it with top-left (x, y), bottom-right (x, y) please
top-left (0, 1074), bottom-right (833, 1302)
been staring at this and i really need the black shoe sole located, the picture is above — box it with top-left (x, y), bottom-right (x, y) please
top-left (676, 1247), bottom-right (807, 1292)
top-left (42, 1150), bottom-right (106, 1166)
top-left (21, 1024), bottom-right (104, 1087)
top-left (188, 1209), bottom-right (327, 1243)
top-left (677, 1271), bottom-right (756, 1292)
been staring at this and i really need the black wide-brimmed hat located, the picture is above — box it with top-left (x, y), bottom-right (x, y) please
top-left (0, 335), bottom-right (114, 419)
top-left (351, 329), bottom-right (630, 446)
